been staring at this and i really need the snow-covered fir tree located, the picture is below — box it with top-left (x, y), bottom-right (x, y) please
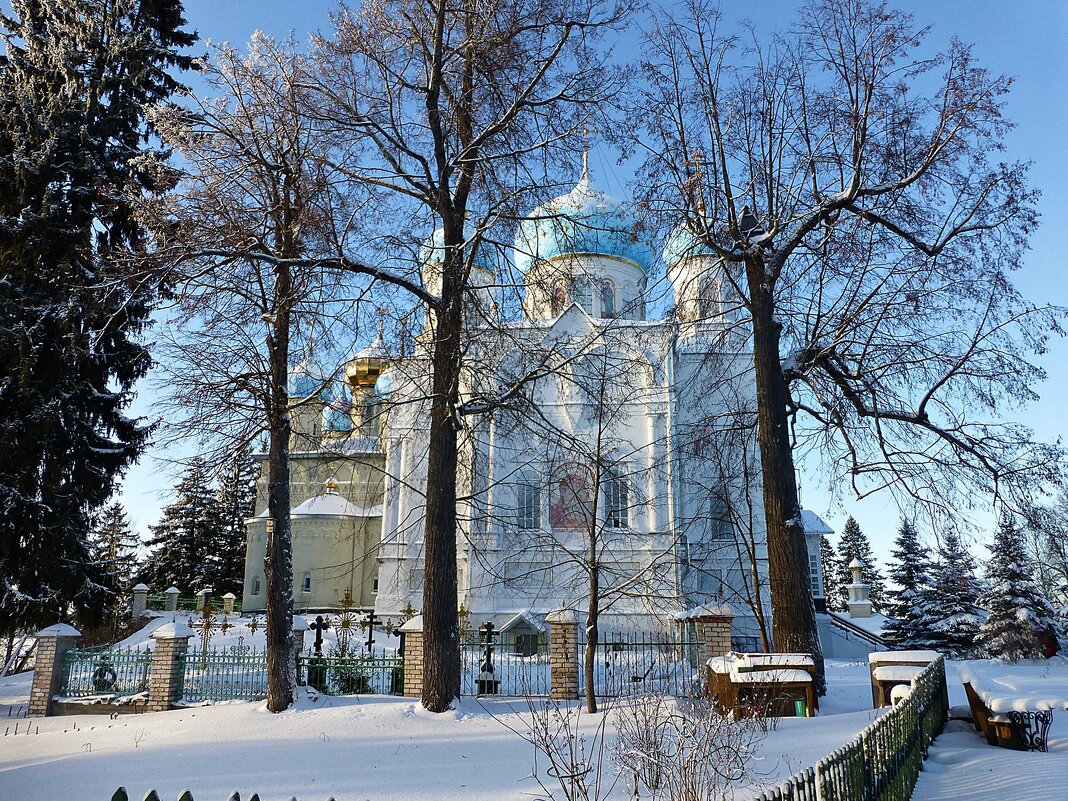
top-left (211, 451), bottom-right (258, 595)
top-left (924, 530), bottom-right (984, 656)
top-left (820, 534), bottom-right (845, 612)
top-left (978, 513), bottom-right (1062, 661)
top-left (883, 519), bottom-right (935, 648)
top-left (835, 516), bottom-right (887, 613)
top-left (0, 0), bottom-right (195, 632)
top-left (140, 460), bottom-right (222, 594)
top-left (89, 502), bottom-right (140, 591)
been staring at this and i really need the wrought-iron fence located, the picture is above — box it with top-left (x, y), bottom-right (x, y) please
top-left (577, 631), bottom-right (699, 698)
top-left (460, 635), bottom-right (550, 697)
top-left (298, 652), bottom-right (404, 695)
top-left (146, 595), bottom-right (242, 612)
top-left (756, 656), bottom-right (948, 801)
top-left (60, 646), bottom-right (152, 698)
top-left (178, 648), bottom-right (268, 702)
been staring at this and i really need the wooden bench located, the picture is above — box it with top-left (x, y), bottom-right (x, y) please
top-left (963, 680), bottom-right (1055, 752)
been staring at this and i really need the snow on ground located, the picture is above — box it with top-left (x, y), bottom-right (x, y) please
top-left (0, 660), bottom-right (878, 801)
top-left (912, 659), bottom-right (1068, 801)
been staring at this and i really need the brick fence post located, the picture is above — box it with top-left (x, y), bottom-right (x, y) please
top-left (147, 622), bottom-right (194, 711)
top-left (29, 624), bottom-right (81, 717)
top-left (546, 608), bottom-right (580, 701)
top-left (399, 615), bottom-right (423, 699)
top-left (131, 583), bottom-right (149, 619)
top-left (690, 604), bottom-right (735, 678)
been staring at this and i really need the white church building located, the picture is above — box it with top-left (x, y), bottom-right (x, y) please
top-left (242, 163), bottom-right (828, 648)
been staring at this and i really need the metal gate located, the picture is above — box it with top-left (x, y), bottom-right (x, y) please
top-left (460, 633), bottom-right (551, 697)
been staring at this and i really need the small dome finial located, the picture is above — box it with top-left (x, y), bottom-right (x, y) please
top-left (324, 478), bottom-right (339, 494)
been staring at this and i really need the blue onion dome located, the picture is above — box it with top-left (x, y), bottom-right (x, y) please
top-left (513, 163), bottom-right (653, 275)
top-left (418, 226), bottom-right (500, 273)
top-left (662, 221), bottom-right (718, 268)
top-left (322, 389), bottom-right (353, 433)
top-left (374, 371), bottom-right (393, 401)
top-left (288, 357), bottom-right (325, 399)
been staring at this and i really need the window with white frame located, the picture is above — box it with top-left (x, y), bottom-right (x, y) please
top-left (252, 575), bottom-right (261, 595)
top-left (708, 496), bottom-right (733, 540)
top-left (502, 560), bottom-right (550, 590)
top-left (516, 481), bottom-right (541, 529)
top-left (604, 475), bottom-right (628, 528)
top-left (809, 551), bottom-right (822, 597)
top-left (301, 572), bottom-right (312, 593)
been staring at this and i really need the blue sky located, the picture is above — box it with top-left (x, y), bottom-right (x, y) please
top-left (116, 0), bottom-right (1067, 565)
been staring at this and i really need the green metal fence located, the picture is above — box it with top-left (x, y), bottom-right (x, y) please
top-left (756, 657), bottom-right (949, 801)
top-left (146, 595), bottom-right (242, 612)
top-left (178, 648), bottom-right (268, 702)
top-left (60, 646), bottom-right (152, 698)
top-left (112, 790), bottom-right (330, 801)
top-left (298, 652), bottom-right (404, 695)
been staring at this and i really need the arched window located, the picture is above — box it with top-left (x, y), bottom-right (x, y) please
top-left (573, 277), bottom-right (592, 311)
top-left (302, 572), bottom-right (312, 594)
top-left (549, 464), bottom-right (593, 530)
top-left (551, 283), bottom-right (568, 316)
top-left (600, 280), bottom-right (616, 318)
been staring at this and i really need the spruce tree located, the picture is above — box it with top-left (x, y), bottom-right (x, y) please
top-left (925, 531), bottom-right (984, 657)
top-left (820, 534), bottom-right (845, 612)
top-left (0, 0), bottom-right (195, 632)
top-left (211, 451), bottom-right (257, 596)
top-left (88, 502), bottom-right (140, 618)
top-left (835, 516), bottom-right (887, 613)
top-left (883, 519), bottom-right (934, 648)
top-left (978, 514), bottom-right (1061, 661)
top-left (140, 460), bottom-right (221, 594)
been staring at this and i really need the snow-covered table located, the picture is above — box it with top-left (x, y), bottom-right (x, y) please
top-left (868, 650), bottom-right (941, 708)
top-left (957, 662), bottom-right (1068, 752)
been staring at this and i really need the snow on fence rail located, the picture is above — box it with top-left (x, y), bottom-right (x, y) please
top-left (755, 656), bottom-right (948, 801)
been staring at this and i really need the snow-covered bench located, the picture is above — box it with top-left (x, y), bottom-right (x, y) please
top-left (707, 652), bottom-right (817, 717)
top-left (958, 663), bottom-right (1067, 752)
top-left (868, 650), bottom-right (941, 708)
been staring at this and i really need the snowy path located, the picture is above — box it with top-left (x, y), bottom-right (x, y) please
top-left (912, 660), bottom-right (1068, 801)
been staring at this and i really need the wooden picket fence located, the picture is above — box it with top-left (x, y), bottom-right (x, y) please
top-left (755, 656), bottom-right (949, 801)
top-left (112, 789), bottom-right (334, 801)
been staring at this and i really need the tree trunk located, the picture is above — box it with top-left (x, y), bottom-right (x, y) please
top-left (421, 249), bottom-right (464, 712)
top-left (584, 564), bottom-right (599, 713)
top-left (746, 261), bottom-right (825, 692)
top-left (264, 271), bottom-right (294, 712)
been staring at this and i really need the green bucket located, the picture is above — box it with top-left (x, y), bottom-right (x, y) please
top-left (794, 698), bottom-right (807, 717)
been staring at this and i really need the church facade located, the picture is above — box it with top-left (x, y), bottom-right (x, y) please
top-left (241, 165), bottom-right (827, 646)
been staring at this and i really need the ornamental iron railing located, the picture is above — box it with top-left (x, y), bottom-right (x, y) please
top-left (577, 631), bottom-right (700, 699)
top-left (60, 646), bottom-right (152, 698)
top-left (298, 652), bottom-right (404, 696)
top-left (178, 648), bottom-right (268, 702)
top-left (460, 634), bottom-right (550, 697)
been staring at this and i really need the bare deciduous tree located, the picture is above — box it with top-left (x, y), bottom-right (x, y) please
top-left (626, 0), bottom-right (1066, 688)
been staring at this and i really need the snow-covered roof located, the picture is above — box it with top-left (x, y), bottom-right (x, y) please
top-left (675, 602), bottom-right (735, 620)
top-left (800, 510), bottom-right (834, 536)
top-left (291, 493), bottom-right (374, 518)
top-left (868, 650), bottom-right (940, 664)
top-left (499, 610), bottom-right (545, 634)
